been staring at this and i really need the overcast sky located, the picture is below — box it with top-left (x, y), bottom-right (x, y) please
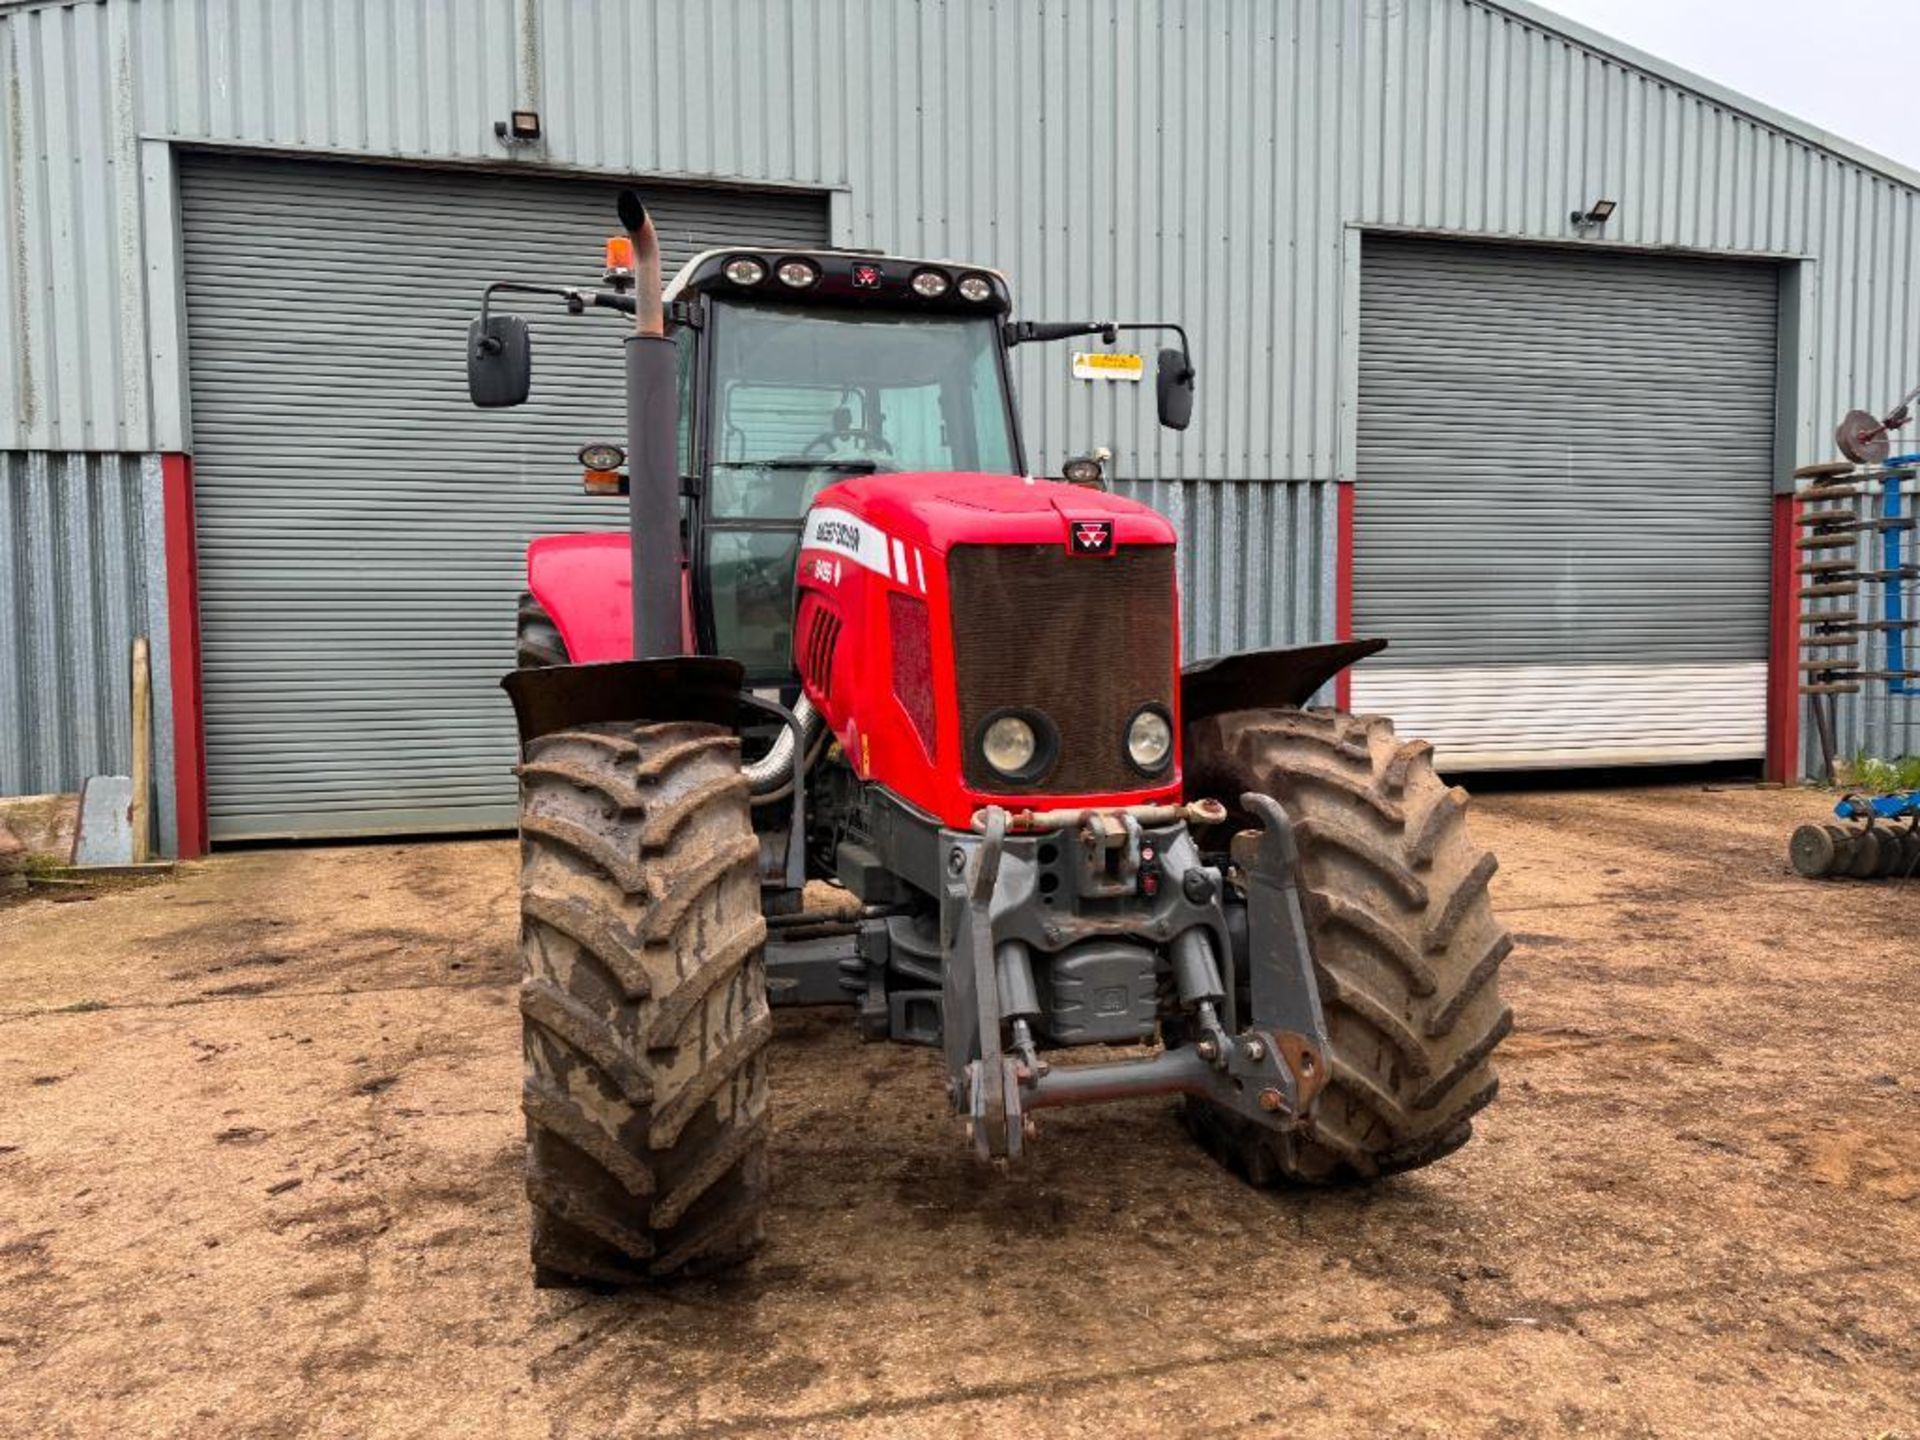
top-left (1536, 0), bottom-right (1919, 172)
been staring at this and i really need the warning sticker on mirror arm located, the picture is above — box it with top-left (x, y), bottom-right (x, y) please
top-left (1071, 351), bottom-right (1145, 381)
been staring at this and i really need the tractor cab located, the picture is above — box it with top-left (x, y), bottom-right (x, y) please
top-left (667, 249), bottom-right (1028, 680)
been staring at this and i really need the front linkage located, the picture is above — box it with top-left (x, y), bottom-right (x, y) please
top-left (938, 796), bottom-right (1329, 1162)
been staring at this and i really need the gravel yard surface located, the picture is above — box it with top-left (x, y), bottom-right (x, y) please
top-left (1, 782), bottom-right (1915, 1438)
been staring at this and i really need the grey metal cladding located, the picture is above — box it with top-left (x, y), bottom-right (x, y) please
top-left (3, 0), bottom-right (1914, 490)
top-left (179, 153), bottom-right (827, 840)
top-left (1356, 236), bottom-right (1777, 669)
top-left (0, 450), bottom-right (174, 847)
top-left (8, 0), bottom-right (1920, 768)
top-left (1113, 478), bottom-right (1337, 661)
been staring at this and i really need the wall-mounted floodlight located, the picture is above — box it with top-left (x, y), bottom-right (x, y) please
top-left (1571, 198), bottom-right (1617, 232)
top-left (494, 111), bottom-right (543, 145)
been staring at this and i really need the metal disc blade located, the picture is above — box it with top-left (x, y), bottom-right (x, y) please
top-left (1788, 823), bottom-right (1835, 878)
top-left (1835, 408), bottom-right (1889, 464)
top-left (1846, 827), bottom-right (1882, 878)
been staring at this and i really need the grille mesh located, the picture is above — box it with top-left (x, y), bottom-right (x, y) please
top-left (947, 544), bottom-right (1177, 794)
top-left (889, 591), bottom-right (937, 760)
top-left (802, 602), bottom-right (840, 696)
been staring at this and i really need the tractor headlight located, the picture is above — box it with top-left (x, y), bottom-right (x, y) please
top-left (1062, 454), bottom-right (1104, 486)
top-left (910, 268), bottom-right (951, 299)
top-left (957, 273), bottom-right (995, 303)
top-left (980, 713), bottom-right (1041, 779)
top-left (1124, 705), bottom-right (1173, 775)
top-left (723, 255), bottom-right (768, 286)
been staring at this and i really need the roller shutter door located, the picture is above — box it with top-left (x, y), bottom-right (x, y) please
top-left (181, 155), bottom-right (827, 839)
top-left (1352, 237), bottom-right (1778, 769)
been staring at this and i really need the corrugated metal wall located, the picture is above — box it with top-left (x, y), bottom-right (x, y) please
top-left (1113, 479), bottom-right (1337, 659)
top-left (5, 0), bottom-right (1920, 760)
top-left (0, 451), bottom-right (176, 848)
top-left (8, 0), bottom-right (1919, 481)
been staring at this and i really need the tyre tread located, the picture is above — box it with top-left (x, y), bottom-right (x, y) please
top-left (1183, 706), bottom-right (1511, 1188)
top-left (516, 718), bottom-right (769, 1285)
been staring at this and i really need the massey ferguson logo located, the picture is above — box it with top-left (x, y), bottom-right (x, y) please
top-left (1070, 519), bottom-right (1115, 555)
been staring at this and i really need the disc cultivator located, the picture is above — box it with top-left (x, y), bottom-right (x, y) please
top-left (1788, 394), bottom-right (1920, 880)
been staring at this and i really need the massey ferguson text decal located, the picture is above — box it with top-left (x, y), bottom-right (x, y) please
top-left (813, 518), bottom-right (863, 550)
top-left (801, 506), bottom-right (928, 591)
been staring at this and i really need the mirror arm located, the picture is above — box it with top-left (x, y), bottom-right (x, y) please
top-left (585, 289), bottom-right (638, 316)
top-left (476, 280), bottom-right (620, 347)
top-left (1004, 319), bottom-right (1117, 346)
top-left (1005, 318), bottom-right (1194, 378)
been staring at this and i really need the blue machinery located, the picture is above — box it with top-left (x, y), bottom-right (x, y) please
top-left (1790, 790), bottom-right (1920, 879)
top-left (1790, 399), bottom-right (1920, 878)
top-left (1873, 455), bottom-right (1914, 697)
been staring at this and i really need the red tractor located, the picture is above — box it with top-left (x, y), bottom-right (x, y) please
top-left (469, 193), bottom-right (1512, 1286)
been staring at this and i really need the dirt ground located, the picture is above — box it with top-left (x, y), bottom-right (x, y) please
top-left (1, 782), bottom-right (1916, 1438)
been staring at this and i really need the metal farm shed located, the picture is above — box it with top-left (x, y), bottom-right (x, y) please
top-left (5, 0), bottom-right (1920, 853)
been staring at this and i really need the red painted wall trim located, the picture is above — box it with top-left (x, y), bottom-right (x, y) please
top-left (162, 453), bottom-right (209, 858)
top-left (1334, 481), bottom-right (1356, 711)
top-left (1765, 492), bottom-right (1800, 783)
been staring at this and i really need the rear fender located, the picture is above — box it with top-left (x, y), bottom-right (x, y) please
top-left (1179, 638), bottom-right (1387, 731)
top-left (525, 533), bottom-right (694, 663)
top-left (511, 537), bottom-right (735, 748)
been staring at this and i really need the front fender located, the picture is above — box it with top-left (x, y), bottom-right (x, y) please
top-left (501, 657), bottom-right (744, 747)
top-left (1180, 638), bottom-right (1388, 731)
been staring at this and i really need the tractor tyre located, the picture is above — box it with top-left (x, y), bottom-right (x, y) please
top-left (516, 720), bottom-right (770, 1285)
top-left (1182, 707), bottom-right (1513, 1185)
top-left (517, 591), bottom-right (568, 669)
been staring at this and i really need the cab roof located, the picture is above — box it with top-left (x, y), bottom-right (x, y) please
top-left (665, 247), bottom-right (1012, 316)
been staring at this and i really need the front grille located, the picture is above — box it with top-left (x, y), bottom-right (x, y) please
top-left (947, 543), bottom-right (1177, 795)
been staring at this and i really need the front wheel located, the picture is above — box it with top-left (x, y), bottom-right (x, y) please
top-left (1183, 707), bottom-right (1513, 1184)
top-left (517, 719), bottom-right (770, 1284)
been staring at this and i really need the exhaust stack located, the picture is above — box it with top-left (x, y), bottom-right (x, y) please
top-left (617, 191), bottom-right (684, 661)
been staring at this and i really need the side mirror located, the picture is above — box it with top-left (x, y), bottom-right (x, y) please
top-left (1156, 347), bottom-right (1195, 431)
top-left (468, 314), bottom-right (532, 408)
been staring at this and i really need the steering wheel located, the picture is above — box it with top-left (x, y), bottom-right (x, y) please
top-left (804, 429), bottom-right (892, 458)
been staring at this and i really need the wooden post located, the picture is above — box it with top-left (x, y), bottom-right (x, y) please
top-left (131, 636), bottom-right (152, 864)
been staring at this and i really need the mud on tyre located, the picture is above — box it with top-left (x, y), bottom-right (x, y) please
top-left (516, 719), bottom-right (770, 1284)
top-left (1184, 708), bottom-right (1513, 1185)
